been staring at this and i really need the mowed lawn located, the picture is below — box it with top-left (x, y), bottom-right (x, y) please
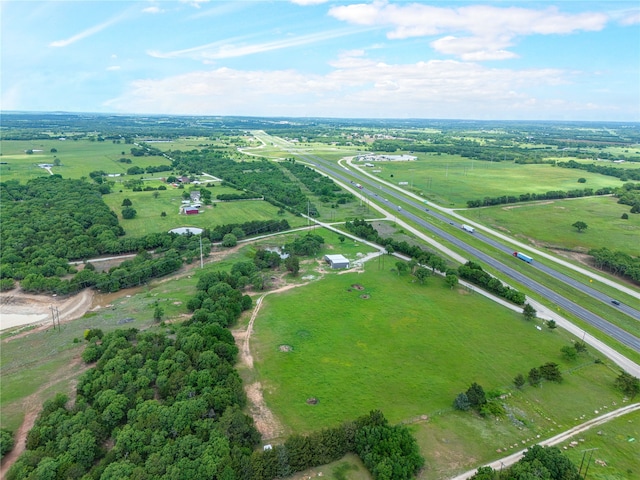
top-left (368, 155), bottom-right (623, 207)
top-left (461, 196), bottom-right (640, 256)
top-left (101, 187), bottom-right (305, 237)
top-left (251, 267), bottom-right (618, 435)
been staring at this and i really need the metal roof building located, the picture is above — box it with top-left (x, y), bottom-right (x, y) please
top-left (324, 254), bottom-right (350, 269)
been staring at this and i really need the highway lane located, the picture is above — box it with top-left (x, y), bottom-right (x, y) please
top-left (266, 141), bottom-right (640, 352)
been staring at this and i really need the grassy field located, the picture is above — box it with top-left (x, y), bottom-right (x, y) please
top-left (251, 266), bottom-right (632, 477)
top-left (563, 409), bottom-right (640, 480)
top-left (460, 196), bottom-right (640, 257)
top-left (0, 139), bottom-right (172, 181)
top-left (363, 155), bottom-right (624, 208)
top-left (252, 267), bottom-right (620, 424)
top-left (101, 185), bottom-right (308, 237)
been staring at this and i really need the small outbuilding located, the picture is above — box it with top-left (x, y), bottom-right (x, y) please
top-left (324, 254), bottom-right (350, 269)
top-left (184, 207), bottom-right (199, 215)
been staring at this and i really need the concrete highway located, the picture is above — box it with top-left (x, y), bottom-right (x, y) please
top-left (256, 133), bottom-right (640, 353)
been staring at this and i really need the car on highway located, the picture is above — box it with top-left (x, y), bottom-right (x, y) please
top-left (611, 300), bottom-right (621, 306)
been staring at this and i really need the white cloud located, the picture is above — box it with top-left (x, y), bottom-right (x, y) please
top-left (329, 2), bottom-right (609, 60)
top-left (179, 0), bottom-right (209, 8)
top-left (618, 10), bottom-right (640, 25)
top-left (148, 28), bottom-right (360, 61)
top-left (142, 6), bottom-right (163, 14)
top-left (106, 66), bottom-right (121, 71)
top-left (105, 54), bottom-right (580, 119)
top-left (49, 10), bottom-right (131, 47)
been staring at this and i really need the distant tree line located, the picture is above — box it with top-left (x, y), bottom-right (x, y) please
top-left (557, 159), bottom-right (640, 181)
top-left (466, 186), bottom-right (615, 208)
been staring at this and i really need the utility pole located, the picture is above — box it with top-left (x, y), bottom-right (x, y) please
top-left (199, 236), bottom-right (203, 269)
top-left (578, 448), bottom-right (598, 478)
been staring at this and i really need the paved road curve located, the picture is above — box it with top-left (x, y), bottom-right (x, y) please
top-left (256, 133), bottom-right (640, 353)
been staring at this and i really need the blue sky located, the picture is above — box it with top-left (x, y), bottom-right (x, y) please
top-left (2, 0), bottom-right (639, 121)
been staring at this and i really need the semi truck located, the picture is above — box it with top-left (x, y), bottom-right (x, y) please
top-left (461, 224), bottom-right (475, 233)
top-left (513, 251), bottom-right (533, 263)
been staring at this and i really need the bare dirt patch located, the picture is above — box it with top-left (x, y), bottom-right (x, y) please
top-left (360, 294), bottom-right (370, 299)
top-left (279, 344), bottom-right (293, 352)
top-left (351, 284), bottom-right (365, 290)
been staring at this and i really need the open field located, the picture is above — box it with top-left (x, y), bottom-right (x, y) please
top-left (364, 155), bottom-right (625, 207)
top-left (0, 139), bottom-right (172, 181)
top-left (252, 267), bottom-right (621, 427)
top-left (460, 196), bottom-right (640, 257)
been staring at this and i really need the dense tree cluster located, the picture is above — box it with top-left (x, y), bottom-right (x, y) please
top-left (466, 186), bottom-right (614, 208)
top-left (589, 247), bottom-right (640, 284)
top-left (282, 233), bottom-right (325, 256)
top-left (0, 428), bottom-right (14, 459)
top-left (614, 371), bottom-right (640, 399)
top-left (8, 270), bottom-right (254, 480)
top-left (615, 182), bottom-right (640, 213)
top-left (471, 445), bottom-right (580, 480)
top-left (458, 262), bottom-right (526, 305)
top-left (168, 153), bottom-right (318, 216)
top-left (9, 258), bottom-right (424, 479)
top-left (249, 411), bottom-right (423, 480)
top-left (205, 220), bottom-right (290, 243)
top-left (280, 161), bottom-right (353, 205)
top-left (344, 219), bottom-right (450, 275)
top-left (1, 176), bottom-right (120, 280)
top-left (217, 193), bottom-right (263, 201)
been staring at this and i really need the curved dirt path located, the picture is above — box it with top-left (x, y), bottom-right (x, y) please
top-left (233, 277), bottom-right (321, 441)
top-left (1, 289), bottom-right (94, 340)
top-left (0, 356), bottom-right (89, 477)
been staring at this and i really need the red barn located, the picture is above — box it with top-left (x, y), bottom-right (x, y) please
top-left (184, 207), bottom-right (199, 215)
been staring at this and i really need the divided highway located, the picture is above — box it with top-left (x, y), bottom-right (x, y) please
top-left (259, 134), bottom-right (640, 353)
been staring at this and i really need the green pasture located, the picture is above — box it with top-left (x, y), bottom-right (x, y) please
top-left (461, 196), bottom-right (640, 257)
top-left (101, 187), bottom-right (305, 237)
top-left (0, 139), bottom-right (172, 181)
top-left (365, 155), bottom-right (624, 207)
top-left (563, 409), bottom-right (640, 480)
top-left (252, 267), bottom-right (620, 434)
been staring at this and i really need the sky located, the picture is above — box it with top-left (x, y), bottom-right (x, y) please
top-left (1, 0), bottom-right (639, 121)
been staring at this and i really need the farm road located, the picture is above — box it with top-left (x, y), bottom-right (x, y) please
top-left (449, 402), bottom-right (640, 479)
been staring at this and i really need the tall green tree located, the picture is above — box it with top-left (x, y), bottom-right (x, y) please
top-left (572, 221), bottom-right (588, 232)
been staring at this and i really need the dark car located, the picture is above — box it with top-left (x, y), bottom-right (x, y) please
top-left (611, 300), bottom-right (621, 306)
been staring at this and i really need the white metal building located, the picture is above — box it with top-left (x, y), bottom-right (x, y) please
top-left (324, 254), bottom-right (350, 269)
